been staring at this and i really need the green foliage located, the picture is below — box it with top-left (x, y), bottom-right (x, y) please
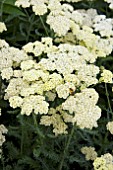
top-left (0, 1), bottom-right (25, 16)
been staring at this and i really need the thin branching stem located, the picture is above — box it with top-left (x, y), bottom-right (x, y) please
top-left (20, 117), bottom-right (24, 155)
top-left (0, 0), bottom-right (6, 21)
top-left (105, 83), bottom-right (113, 119)
top-left (58, 125), bottom-right (75, 170)
top-left (39, 16), bottom-right (49, 36)
top-left (32, 113), bottom-right (38, 127)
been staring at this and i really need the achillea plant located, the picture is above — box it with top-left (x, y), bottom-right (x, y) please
top-left (0, 0), bottom-right (113, 169)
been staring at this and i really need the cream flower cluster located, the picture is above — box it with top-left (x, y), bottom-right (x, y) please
top-left (106, 121), bottom-right (113, 134)
top-left (45, 91), bottom-right (56, 101)
top-left (62, 88), bottom-right (101, 129)
top-left (56, 82), bottom-right (76, 99)
top-left (0, 124), bottom-right (8, 147)
top-left (2, 0), bottom-right (113, 135)
top-left (81, 146), bottom-right (97, 161)
top-left (40, 105), bottom-right (73, 136)
top-left (93, 15), bottom-right (113, 37)
top-left (104, 0), bottom-right (113, 9)
top-left (0, 39), bottom-right (30, 80)
top-left (39, 43), bottom-right (99, 76)
top-left (93, 153), bottom-right (113, 170)
top-left (15, 0), bottom-right (113, 58)
top-left (0, 37), bottom-right (102, 133)
top-left (15, 0), bottom-right (49, 15)
top-left (23, 37), bottom-right (57, 55)
top-left (0, 22), bottom-right (7, 33)
top-left (4, 76), bottom-right (50, 116)
top-left (99, 69), bottom-right (113, 83)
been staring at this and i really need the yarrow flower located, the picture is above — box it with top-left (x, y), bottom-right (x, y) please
top-left (9, 96), bottom-right (23, 109)
top-left (93, 153), bottom-right (113, 170)
top-left (99, 69), bottom-right (113, 83)
top-left (81, 146), bottom-right (97, 161)
top-left (4, 0), bottom-right (113, 135)
top-left (1, 67), bottom-right (13, 80)
top-left (47, 13), bottom-right (70, 36)
top-left (0, 22), bottom-right (7, 33)
top-left (15, 0), bottom-right (30, 8)
top-left (106, 121), bottom-right (113, 134)
top-left (56, 82), bottom-right (76, 99)
top-left (104, 0), bottom-right (113, 9)
top-left (40, 105), bottom-right (73, 136)
top-left (93, 15), bottom-right (113, 37)
top-left (62, 88), bottom-right (101, 129)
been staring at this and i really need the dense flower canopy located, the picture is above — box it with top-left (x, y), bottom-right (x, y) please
top-left (0, 0), bottom-right (113, 168)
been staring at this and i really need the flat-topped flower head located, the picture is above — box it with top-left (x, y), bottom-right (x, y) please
top-left (0, 22), bottom-right (7, 33)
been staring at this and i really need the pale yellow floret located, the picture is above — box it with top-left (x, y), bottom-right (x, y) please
top-left (0, 124), bottom-right (8, 147)
top-left (1, 67), bottom-right (13, 80)
top-left (48, 0), bottom-right (62, 11)
top-left (64, 74), bottom-right (80, 85)
top-left (20, 60), bottom-right (36, 71)
top-left (13, 70), bottom-right (22, 78)
top-left (31, 0), bottom-right (48, 15)
top-left (22, 69), bottom-right (36, 81)
top-left (0, 22), bottom-right (7, 33)
top-left (104, 0), bottom-right (113, 9)
top-left (81, 146), bottom-right (97, 161)
top-left (32, 3), bottom-right (47, 15)
top-left (93, 153), bottom-right (113, 170)
top-left (4, 78), bottom-right (29, 100)
top-left (56, 82), bottom-right (76, 99)
top-left (45, 91), bottom-right (56, 101)
top-left (31, 81), bottom-right (44, 95)
top-left (62, 88), bottom-right (101, 129)
top-left (93, 15), bottom-right (113, 37)
top-left (9, 96), bottom-right (23, 108)
top-left (99, 69), bottom-right (113, 83)
top-left (43, 73), bottom-right (63, 91)
top-left (21, 95), bottom-right (49, 116)
top-left (15, 0), bottom-right (30, 8)
top-left (76, 64), bottom-right (99, 86)
top-left (47, 13), bottom-right (70, 36)
top-left (20, 87), bottom-right (35, 97)
top-left (40, 105), bottom-right (72, 136)
top-left (106, 121), bottom-right (113, 134)
top-left (23, 41), bottom-right (44, 56)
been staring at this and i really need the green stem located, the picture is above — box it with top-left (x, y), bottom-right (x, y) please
top-left (58, 125), bottom-right (75, 170)
top-left (105, 83), bottom-right (113, 119)
top-left (32, 113), bottom-right (38, 127)
top-left (26, 22), bottom-right (33, 42)
top-left (39, 16), bottom-right (49, 36)
top-left (0, 0), bottom-right (5, 21)
top-left (32, 114), bottom-right (45, 141)
top-left (20, 117), bottom-right (24, 155)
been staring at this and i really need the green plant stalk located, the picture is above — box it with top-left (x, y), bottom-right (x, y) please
top-left (58, 124), bottom-right (75, 170)
top-left (39, 16), bottom-right (49, 36)
top-left (20, 119), bottom-right (24, 155)
top-left (105, 83), bottom-right (113, 119)
top-left (33, 113), bottom-right (38, 127)
top-left (32, 114), bottom-right (45, 142)
top-left (0, 0), bottom-right (6, 21)
top-left (26, 22), bottom-right (33, 42)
